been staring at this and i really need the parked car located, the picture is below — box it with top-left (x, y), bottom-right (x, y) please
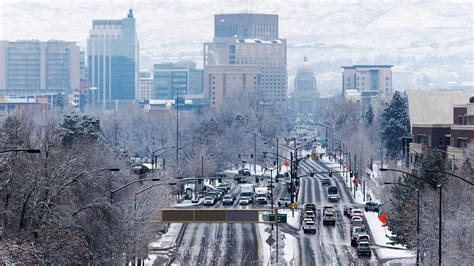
top-left (321, 177), bottom-right (331, 185)
top-left (357, 241), bottom-right (372, 256)
top-left (203, 196), bottom-right (216, 206)
top-left (302, 219), bottom-right (317, 234)
top-left (278, 197), bottom-right (291, 207)
top-left (365, 202), bottom-right (381, 212)
top-left (222, 194), bottom-right (235, 205)
top-left (328, 194), bottom-right (340, 203)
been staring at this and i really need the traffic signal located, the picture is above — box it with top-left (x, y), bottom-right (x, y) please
top-left (295, 179), bottom-right (300, 186)
top-left (218, 178), bottom-right (222, 183)
top-left (198, 179), bottom-right (202, 185)
top-left (238, 154), bottom-right (241, 159)
top-left (350, 170), bottom-right (353, 177)
top-left (255, 177), bottom-right (259, 183)
top-left (329, 170), bottom-right (333, 177)
top-left (250, 154), bottom-right (254, 158)
top-left (310, 171), bottom-right (315, 177)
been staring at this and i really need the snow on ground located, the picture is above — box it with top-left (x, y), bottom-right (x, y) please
top-left (277, 209), bottom-right (301, 230)
top-left (283, 231), bottom-right (298, 265)
top-left (148, 223), bottom-right (182, 249)
top-left (364, 211), bottom-right (405, 249)
top-left (174, 198), bottom-right (203, 207)
top-left (256, 223), bottom-right (271, 265)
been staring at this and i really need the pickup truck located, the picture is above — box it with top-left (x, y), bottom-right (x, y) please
top-left (302, 219), bottom-right (316, 234)
top-left (254, 187), bottom-right (268, 204)
top-left (240, 184), bottom-right (254, 204)
top-left (322, 209), bottom-right (336, 225)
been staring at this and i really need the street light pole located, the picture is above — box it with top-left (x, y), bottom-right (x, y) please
top-left (134, 182), bottom-right (177, 211)
top-left (380, 167), bottom-right (440, 265)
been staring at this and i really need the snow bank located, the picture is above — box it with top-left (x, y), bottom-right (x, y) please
top-left (149, 223), bottom-right (182, 249)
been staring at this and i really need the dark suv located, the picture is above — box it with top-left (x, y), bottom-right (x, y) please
top-left (365, 202), bottom-right (381, 212)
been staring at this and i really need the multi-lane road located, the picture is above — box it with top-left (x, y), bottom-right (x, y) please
top-left (160, 158), bottom-right (380, 265)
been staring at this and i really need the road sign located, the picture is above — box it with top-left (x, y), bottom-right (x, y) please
top-left (290, 202), bottom-right (297, 209)
top-left (265, 235), bottom-right (276, 246)
top-left (160, 209), bottom-right (274, 223)
top-left (269, 213), bottom-right (287, 223)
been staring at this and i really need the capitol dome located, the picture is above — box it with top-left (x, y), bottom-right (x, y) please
top-left (296, 56), bottom-right (314, 77)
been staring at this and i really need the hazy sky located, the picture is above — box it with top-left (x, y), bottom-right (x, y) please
top-left (1, 0), bottom-right (472, 92)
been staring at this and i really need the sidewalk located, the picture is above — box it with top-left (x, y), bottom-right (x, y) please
top-left (320, 155), bottom-right (416, 263)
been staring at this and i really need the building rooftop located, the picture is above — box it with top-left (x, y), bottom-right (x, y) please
top-left (236, 39), bottom-right (283, 44)
top-left (341, 65), bottom-right (393, 69)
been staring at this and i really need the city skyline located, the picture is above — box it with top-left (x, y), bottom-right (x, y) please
top-left (1, 0), bottom-right (472, 95)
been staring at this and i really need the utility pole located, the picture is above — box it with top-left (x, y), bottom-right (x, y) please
top-left (349, 151), bottom-right (352, 192)
top-left (176, 88), bottom-right (179, 177)
top-left (254, 133), bottom-right (257, 174)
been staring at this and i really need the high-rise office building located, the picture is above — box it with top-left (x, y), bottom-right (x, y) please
top-left (342, 65), bottom-right (393, 109)
top-left (138, 69), bottom-right (153, 101)
top-left (0, 40), bottom-right (80, 94)
top-left (214, 14), bottom-right (278, 40)
top-left (207, 65), bottom-right (261, 109)
top-left (291, 57), bottom-right (319, 115)
top-left (87, 9), bottom-right (138, 106)
top-left (153, 61), bottom-right (203, 99)
top-left (204, 13), bottom-right (287, 107)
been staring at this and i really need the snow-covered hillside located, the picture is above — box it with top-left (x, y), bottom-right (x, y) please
top-left (1, 0), bottom-right (473, 94)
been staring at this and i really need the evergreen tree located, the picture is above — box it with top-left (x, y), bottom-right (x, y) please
top-left (363, 104), bottom-right (374, 126)
top-left (380, 91), bottom-right (410, 160)
top-left (59, 114), bottom-right (102, 145)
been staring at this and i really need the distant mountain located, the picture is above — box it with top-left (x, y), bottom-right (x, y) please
top-left (1, 0), bottom-right (472, 94)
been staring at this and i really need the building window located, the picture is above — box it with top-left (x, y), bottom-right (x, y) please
top-left (458, 116), bottom-right (464, 125)
top-left (417, 135), bottom-right (427, 144)
top-left (457, 138), bottom-right (468, 148)
top-left (362, 77), bottom-right (365, 81)
top-left (347, 77), bottom-right (350, 81)
top-left (439, 137), bottom-right (444, 146)
top-left (386, 82), bottom-right (389, 86)
top-left (357, 77), bottom-right (360, 80)
top-left (362, 82), bottom-right (365, 86)
top-left (386, 77), bottom-right (389, 80)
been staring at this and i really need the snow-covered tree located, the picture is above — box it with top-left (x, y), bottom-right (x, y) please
top-left (380, 91), bottom-right (410, 160)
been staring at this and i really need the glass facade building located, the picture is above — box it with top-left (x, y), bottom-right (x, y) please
top-left (153, 62), bottom-right (203, 99)
top-left (87, 9), bottom-right (138, 106)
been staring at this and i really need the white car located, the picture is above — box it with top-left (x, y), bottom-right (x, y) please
top-left (302, 220), bottom-right (316, 234)
top-left (203, 196), bottom-right (216, 206)
top-left (351, 209), bottom-right (364, 218)
top-left (239, 197), bottom-right (250, 205)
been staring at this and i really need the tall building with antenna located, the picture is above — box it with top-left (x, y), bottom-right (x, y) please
top-left (87, 9), bottom-right (139, 107)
